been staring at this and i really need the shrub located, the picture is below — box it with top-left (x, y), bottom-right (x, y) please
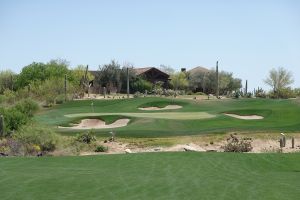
top-left (164, 89), bottom-right (175, 97)
top-left (15, 98), bottom-right (39, 117)
top-left (14, 124), bottom-right (59, 153)
top-left (76, 130), bottom-right (96, 144)
top-left (3, 108), bottom-right (28, 132)
top-left (6, 138), bottom-right (24, 155)
top-left (131, 78), bottom-right (152, 93)
top-left (233, 91), bottom-right (241, 99)
top-left (153, 88), bottom-right (163, 96)
top-left (133, 91), bottom-right (142, 98)
top-left (55, 94), bottom-right (65, 104)
top-left (95, 145), bottom-right (108, 152)
top-left (3, 89), bottom-right (16, 104)
top-left (245, 93), bottom-right (252, 98)
top-left (195, 92), bottom-right (205, 95)
top-left (294, 88), bottom-right (300, 97)
top-left (223, 134), bottom-right (253, 152)
top-left (186, 91), bottom-right (193, 95)
top-left (255, 88), bottom-right (267, 98)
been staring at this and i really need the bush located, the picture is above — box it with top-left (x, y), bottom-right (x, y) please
top-left (223, 134), bottom-right (253, 152)
top-left (255, 88), bottom-right (267, 98)
top-left (233, 91), bottom-right (241, 99)
top-left (164, 89), bottom-right (175, 97)
top-left (268, 89), bottom-right (296, 99)
top-left (133, 91), bottom-right (142, 98)
top-left (14, 124), bottom-right (59, 153)
top-left (15, 98), bottom-right (39, 117)
top-left (2, 108), bottom-right (28, 132)
top-left (95, 145), bottom-right (108, 152)
top-left (245, 92), bottom-right (252, 98)
top-left (195, 92), bottom-right (205, 95)
top-left (3, 89), bottom-right (16, 104)
top-left (55, 94), bottom-right (65, 104)
top-left (153, 88), bottom-right (163, 96)
top-left (131, 78), bottom-right (152, 93)
top-left (76, 131), bottom-right (96, 144)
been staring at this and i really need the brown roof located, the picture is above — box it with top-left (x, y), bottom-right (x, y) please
top-left (188, 66), bottom-right (210, 74)
top-left (133, 67), bottom-right (153, 75)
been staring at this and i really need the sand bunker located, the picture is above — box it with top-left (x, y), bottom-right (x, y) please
top-left (139, 105), bottom-right (182, 111)
top-left (59, 118), bottom-right (130, 129)
top-left (224, 113), bottom-right (264, 120)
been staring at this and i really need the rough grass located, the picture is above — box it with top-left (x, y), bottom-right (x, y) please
top-left (0, 152), bottom-right (300, 200)
top-left (35, 97), bottom-right (300, 137)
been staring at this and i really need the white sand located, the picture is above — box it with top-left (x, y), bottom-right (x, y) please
top-left (59, 118), bottom-right (130, 129)
top-left (224, 113), bottom-right (264, 120)
top-left (138, 105), bottom-right (182, 110)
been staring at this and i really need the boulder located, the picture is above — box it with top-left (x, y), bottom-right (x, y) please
top-left (125, 149), bottom-right (132, 154)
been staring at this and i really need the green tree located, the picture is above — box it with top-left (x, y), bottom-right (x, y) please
top-left (16, 62), bottom-right (47, 88)
top-left (70, 65), bottom-right (94, 88)
top-left (170, 72), bottom-right (188, 90)
top-left (97, 60), bottom-right (130, 93)
top-left (264, 67), bottom-right (294, 98)
top-left (45, 59), bottom-right (70, 79)
top-left (131, 78), bottom-right (152, 93)
top-left (0, 70), bottom-right (16, 93)
top-left (16, 59), bottom-right (71, 89)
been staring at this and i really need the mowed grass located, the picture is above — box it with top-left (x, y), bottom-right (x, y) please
top-left (0, 152), bottom-right (300, 200)
top-left (35, 97), bottom-right (300, 137)
top-left (65, 112), bottom-right (215, 120)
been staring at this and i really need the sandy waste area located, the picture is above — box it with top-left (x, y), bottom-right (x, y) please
top-left (224, 113), bottom-right (264, 120)
top-left (80, 137), bottom-right (300, 155)
top-left (139, 105), bottom-right (182, 111)
top-left (59, 118), bottom-right (130, 129)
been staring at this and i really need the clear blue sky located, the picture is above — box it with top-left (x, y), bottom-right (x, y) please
top-left (1, 0), bottom-right (299, 90)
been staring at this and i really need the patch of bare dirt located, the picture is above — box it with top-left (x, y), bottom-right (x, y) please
top-left (79, 137), bottom-right (300, 156)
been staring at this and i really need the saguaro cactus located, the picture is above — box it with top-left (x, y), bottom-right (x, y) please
top-left (245, 80), bottom-right (248, 94)
top-left (64, 74), bottom-right (67, 102)
top-left (216, 61), bottom-right (219, 98)
top-left (127, 67), bottom-right (130, 98)
top-left (0, 115), bottom-right (4, 137)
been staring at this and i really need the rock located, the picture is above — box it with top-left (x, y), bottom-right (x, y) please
top-left (0, 152), bottom-right (8, 157)
top-left (37, 152), bottom-right (43, 157)
top-left (183, 145), bottom-right (198, 152)
top-left (125, 149), bottom-right (132, 154)
top-left (154, 148), bottom-right (161, 151)
top-left (206, 149), bottom-right (217, 152)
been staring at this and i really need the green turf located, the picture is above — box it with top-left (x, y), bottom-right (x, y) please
top-left (0, 152), bottom-right (299, 200)
top-left (35, 97), bottom-right (300, 137)
top-left (64, 112), bottom-right (215, 120)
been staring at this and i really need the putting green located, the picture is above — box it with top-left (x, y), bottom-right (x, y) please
top-left (65, 112), bottom-right (216, 120)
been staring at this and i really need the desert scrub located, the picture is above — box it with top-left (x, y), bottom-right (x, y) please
top-left (13, 123), bottom-right (60, 155)
top-left (95, 145), bottom-right (108, 152)
top-left (223, 134), bottom-right (253, 152)
top-left (75, 130), bottom-right (96, 144)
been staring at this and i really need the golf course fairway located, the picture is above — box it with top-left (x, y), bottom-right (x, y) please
top-left (1, 152), bottom-right (299, 200)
